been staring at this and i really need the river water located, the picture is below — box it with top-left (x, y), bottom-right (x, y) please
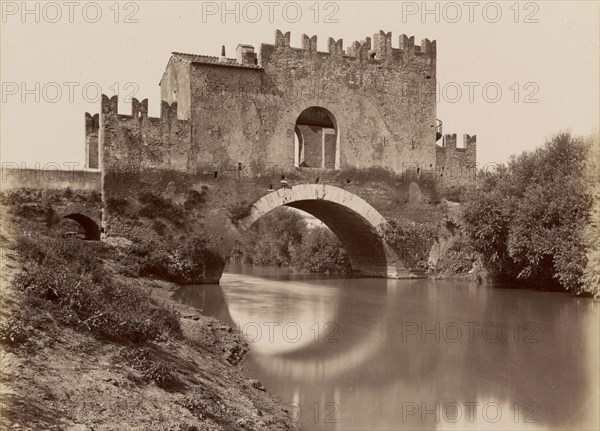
top-left (172, 264), bottom-right (599, 430)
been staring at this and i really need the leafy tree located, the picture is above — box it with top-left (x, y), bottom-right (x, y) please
top-left (462, 132), bottom-right (594, 294)
top-left (382, 220), bottom-right (436, 271)
top-left (231, 207), bottom-right (307, 266)
top-left (290, 227), bottom-right (352, 274)
top-left (231, 208), bottom-right (351, 274)
top-left (583, 134), bottom-right (600, 296)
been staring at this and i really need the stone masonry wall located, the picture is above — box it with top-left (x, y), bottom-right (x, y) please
top-left (99, 95), bottom-right (191, 173)
top-left (89, 30), bottom-right (467, 280)
top-left (435, 134), bottom-right (477, 187)
top-left (163, 30), bottom-right (437, 177)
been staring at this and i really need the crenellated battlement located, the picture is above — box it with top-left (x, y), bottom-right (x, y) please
top-left (100, 95), bottom-right (180, 123)
top-left (327, 37), bottom-right (344, 56)
top-left (346, 37), bottom-right (371, 60)
top-left (266, 29), bottom-right (435, 63)
top-left (84, 112), bottom-right (100, 169)
top-left (131, 97), bottom-right (148, 118)
top-left (274, 29), bottom-right (291, 47)
top-left (301, 34), bottom-right (318, 51)
top-left (437, 133), bottom-right (477, 151)
top-left (85, 112), bottom-right (99, 136)
top-left (435, 134), bottom-right (477, 186)
top-left (98, 94), bottom-right (192, 172)
top-left (463, 134), bottom-right (477, 151)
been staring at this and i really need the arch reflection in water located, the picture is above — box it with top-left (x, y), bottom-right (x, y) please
top-left (172, 264), bottom-right (600, 431)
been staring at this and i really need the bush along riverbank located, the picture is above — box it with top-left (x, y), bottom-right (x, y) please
top-left (0, 200), bottom-right (296, 431)
top-left (460, 132), bottom-right (599, 296)
top-left (230, 207), bottom-right (352, 275)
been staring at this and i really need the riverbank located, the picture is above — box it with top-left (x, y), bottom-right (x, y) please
top-left (0, 202), bottom-right (296, 431)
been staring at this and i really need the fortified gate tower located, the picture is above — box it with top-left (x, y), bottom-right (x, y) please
top-left (82, 30), bottom-right (477, 280)
top-left (87, 29), bottom-right (476, 181)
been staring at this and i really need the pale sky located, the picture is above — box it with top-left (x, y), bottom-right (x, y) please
top-left (1, 1), bottom-right (598, 169)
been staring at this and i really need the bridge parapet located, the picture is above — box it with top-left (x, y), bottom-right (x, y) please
top-left (1, 168), bottom-right (101, 192)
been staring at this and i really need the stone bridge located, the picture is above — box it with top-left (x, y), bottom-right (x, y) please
top-left (1, 167), bottom-right (103, 240)
top-left (238, 184), bottom-right (403, 277)
top-left (0, 27), bottom-right (481, 282)
top-left (1, 164), bottom-right (420, 279)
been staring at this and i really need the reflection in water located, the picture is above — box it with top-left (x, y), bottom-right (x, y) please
top-left (174, 264), bottom-right (599, 431)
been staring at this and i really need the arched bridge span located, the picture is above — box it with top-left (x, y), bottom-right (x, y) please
top-left (238, 184), bottom-right (405, 277)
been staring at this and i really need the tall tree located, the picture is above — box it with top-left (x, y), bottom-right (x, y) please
top-left (463, 132), bottom-right (594, 294)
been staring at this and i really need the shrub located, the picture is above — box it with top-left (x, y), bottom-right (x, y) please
top-left (121, 234), bottom-right (225, 284)
top-left (0, 314), bottom-right (32, 347)
top-left (230, 207), bottom-right (306, 266)
top-left (383, 220), bottom-right (436, 271)
top-left (13, 235), bottom-right (181, 343)
top-left (173, 235), bottom-right (225, 283)
top-left (290, 227), bottom-right (352, 274)
top-left (583, 134), bottom-right (600, 297)
top-left (106, 196), bottom-right (130, 216)
top-left (0, 188), bottom-right (43, 206)
top-left (225, 201), bottom-right (253, 225)
top-left (9, 202), bottom-right (51, 220)
top-left (436, 185), bottom-right (471, 203)
top-left (462, 132), bottom-right (594, 293)
top-left (151, 219), bottom-right (167, 235)
top-left (138, 191), bottom-right (184, 222)
top-left (120, 346), bottom-right (179, 389)
top-left (184, 188), bottom-right (206, 210)
top-left (432, 235), bottom-right (479, 275)
top-left (338, 166), bottom-right (400, 185)
top-left (88, 191), bottom-right (102, 203)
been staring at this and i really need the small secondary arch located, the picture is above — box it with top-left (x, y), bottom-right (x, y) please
top-left (62, 213), bottom-right (101, 240)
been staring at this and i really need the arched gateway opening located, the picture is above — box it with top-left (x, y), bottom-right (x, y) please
top-left (294, 107), bottom-right (339, 170)
top-left (237, 185), bottom-right (402, 277)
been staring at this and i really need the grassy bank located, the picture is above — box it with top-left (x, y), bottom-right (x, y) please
top-left (0, 200), bottom-right (296, 430)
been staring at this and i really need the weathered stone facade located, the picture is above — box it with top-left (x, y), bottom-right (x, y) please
top-left (157, 30), bottom-right (438, 175)
top-left (90, 29), bottom-right (476, 181)
top-left (435, 134), bottom-right (477, 187)
top-left (75, 29), bottom-right (479, 281)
